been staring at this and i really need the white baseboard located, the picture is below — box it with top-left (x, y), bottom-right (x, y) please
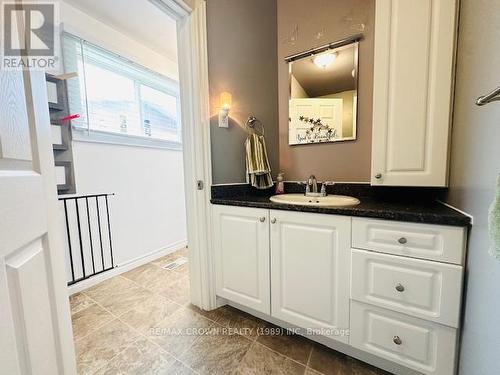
top-left (68, 239), bottom-right (187, 295)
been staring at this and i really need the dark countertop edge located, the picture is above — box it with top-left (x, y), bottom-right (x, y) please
top-left (210, 197), bottom-right (471, 227)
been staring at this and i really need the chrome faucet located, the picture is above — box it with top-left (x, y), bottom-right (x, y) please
top-left (303, 175), bottom-right (335, 197)
top-left (308, 175), bottom-right (318, 194)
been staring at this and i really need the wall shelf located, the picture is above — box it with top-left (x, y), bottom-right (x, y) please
top-left (46, 73), bottom-right (77, 195)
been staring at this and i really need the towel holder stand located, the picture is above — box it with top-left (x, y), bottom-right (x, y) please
top-left (246, 116), bottom-right (265, 137)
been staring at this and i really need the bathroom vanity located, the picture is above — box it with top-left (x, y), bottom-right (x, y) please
top-left (210, 185), bottom-right (469, 375)
top-left (208, 0), bottom-right (465, 373)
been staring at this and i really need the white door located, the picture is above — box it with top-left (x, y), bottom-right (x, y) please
top-left (0, 68), bottom-right (76, 373)
top-left (289, 98), bottom-right (343, 145)
top-left (212, 205), bottom-right (270, 314)
top-left (371, 0), bottom-right (458, 186)
top-left (270, 210), bottom-right (351, 343)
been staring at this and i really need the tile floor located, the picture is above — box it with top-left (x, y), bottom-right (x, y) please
top-left (70, 247), bottom-right (390, 374)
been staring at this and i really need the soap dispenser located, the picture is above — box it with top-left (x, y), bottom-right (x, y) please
top-left (275, 173), bottom-right (285, 194)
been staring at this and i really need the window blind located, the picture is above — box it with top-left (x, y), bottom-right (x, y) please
top-left (62, 32), bottom-right (181, 144)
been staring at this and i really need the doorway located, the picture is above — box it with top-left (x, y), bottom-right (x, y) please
top-left (52, 0), bottom-right (211, 372)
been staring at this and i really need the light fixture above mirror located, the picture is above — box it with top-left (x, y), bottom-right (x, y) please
top-left (313, 52), bottom-right (338, 69)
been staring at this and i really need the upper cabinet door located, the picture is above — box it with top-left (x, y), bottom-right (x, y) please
top-left (270, 210), bottom-right (351, 344)
top-left (212, 205), bottom-right (270, 314)
top-left (371, 0), bottom-right (458, 186)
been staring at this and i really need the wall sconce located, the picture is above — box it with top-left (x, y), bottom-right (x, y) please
top-left (218, 91), bottom-right (232, 128)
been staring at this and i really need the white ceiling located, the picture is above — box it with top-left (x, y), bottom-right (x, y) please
top-left (64, 0), bottom-right (178, 62)
top-left (292, 45), bottom-right (356, 97)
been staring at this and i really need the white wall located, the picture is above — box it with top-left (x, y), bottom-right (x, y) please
top-left (57, 1), bottom-right (186, 275)
top-left (446, 1), bottom-right (500, 374)
top-left (71, 141), bottom-right (187, 267)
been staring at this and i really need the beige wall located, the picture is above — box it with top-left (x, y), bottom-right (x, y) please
top-left (291, 74), bottom-right (309, 98)
top-left (183, 0), bottom-right (197, 10)
top-left (445, 0), bottom-right (500, 373)
top-left (207, 0), bottom-right (279, 184)
top-left (320, 90), bottom-right (356, 138)
top-left (278, 0), bottom-right (374, 182)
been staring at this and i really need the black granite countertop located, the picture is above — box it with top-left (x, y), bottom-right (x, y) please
top-left (210, 183), bottom-right (471, 227)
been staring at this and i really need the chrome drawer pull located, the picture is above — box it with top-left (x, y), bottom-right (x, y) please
top-left (395, 283), bottom-right (405, 292)
top-left (398, 237), bottom-right (408, 244)
top-left (393, 336), bottom-right (402, 345)
top-left (259, 217), bottom-right (266, 222)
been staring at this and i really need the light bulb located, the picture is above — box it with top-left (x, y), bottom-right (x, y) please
top-left (219, 91), bottom-right (232, 110)
top-left (313, 52), bottom-right (337, 69)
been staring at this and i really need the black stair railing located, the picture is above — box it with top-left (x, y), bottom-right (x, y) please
top-left (59, 193), bottom-right (115, 285)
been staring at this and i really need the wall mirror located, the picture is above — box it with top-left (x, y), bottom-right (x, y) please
top-left (287, 36), bottom-right (361, 145)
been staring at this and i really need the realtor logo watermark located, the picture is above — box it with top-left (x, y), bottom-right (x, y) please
top-left (1, 1), bottom-right (60, 70)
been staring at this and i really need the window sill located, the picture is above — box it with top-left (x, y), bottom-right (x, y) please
top-left (72, 128), bottom-right (183, 151)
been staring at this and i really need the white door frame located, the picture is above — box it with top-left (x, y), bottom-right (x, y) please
top-left (150, 0), bottom-right (216, 310)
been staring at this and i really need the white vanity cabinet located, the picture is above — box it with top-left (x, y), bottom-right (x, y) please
top-left (371, 0), bottom-right (458, 186)
top-left (269, 210), bottom-right (351, 344)
top-left (350, 218), bottom-right (465, 375)
top-left (212, 205), bottom-right (270, 314)
top-left (212, 205), bottom-right (467, 375)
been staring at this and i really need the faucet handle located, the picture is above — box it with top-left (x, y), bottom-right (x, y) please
top-left (320, 181), bottom-right (335, 196)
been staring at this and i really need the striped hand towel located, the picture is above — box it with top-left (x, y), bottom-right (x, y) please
top-left (245, 133), bottom-right (273, 189)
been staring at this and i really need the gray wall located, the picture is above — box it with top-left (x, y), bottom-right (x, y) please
top-left (277, 0), bottom-right (375, 182)
top-left (207, 0), bottom-right (279, 184)
top-left (445, 1), bottom-right (500, 373)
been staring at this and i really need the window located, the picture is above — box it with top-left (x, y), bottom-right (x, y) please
top-left (62, 33), bottom-right (181, 147)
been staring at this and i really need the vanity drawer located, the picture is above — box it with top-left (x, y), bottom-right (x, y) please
top-left (350, 301), bottom-right (458, 375)
top-left (351, 249), bottom-right (463, 327)
top-left (352, 218), bottom-right (466, 264)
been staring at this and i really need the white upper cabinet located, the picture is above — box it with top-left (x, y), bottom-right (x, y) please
top-left (371, 0), bottom-right (458, 186)
top-left (269, 210), bottom-right (351, 344)
top-left (212, 205), bottom-right (271, 314)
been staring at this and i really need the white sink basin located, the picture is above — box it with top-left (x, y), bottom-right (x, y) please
top-left (270, 193), bottom-right (360, 207)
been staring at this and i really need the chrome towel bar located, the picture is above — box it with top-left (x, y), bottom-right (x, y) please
top-left (476, 86), bottom-right (500, 106)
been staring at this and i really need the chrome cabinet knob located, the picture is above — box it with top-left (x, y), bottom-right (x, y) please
top-left (393, 336), bottom-right (402, 345)
top-left (271, 218), bottom-right (277, 224)
top-left (375, 173), bottom-right (382, 179)
top-left (395, 283), bottom-right (405, 292)
top-left (398, 237), bottom-right (407, 244)
top-left (259, 217), bottom-right (266, 222)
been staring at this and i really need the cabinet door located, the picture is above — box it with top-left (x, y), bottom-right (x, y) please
top-left (270, 210), bottom-right (351, 343)
top-left (371, 0), bottom-right (458, 186)
top-left (212, 205), bottom-right (270, 314)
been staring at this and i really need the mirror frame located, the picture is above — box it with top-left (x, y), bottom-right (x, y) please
top-left (286, 34), bottom-right (363, 146)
